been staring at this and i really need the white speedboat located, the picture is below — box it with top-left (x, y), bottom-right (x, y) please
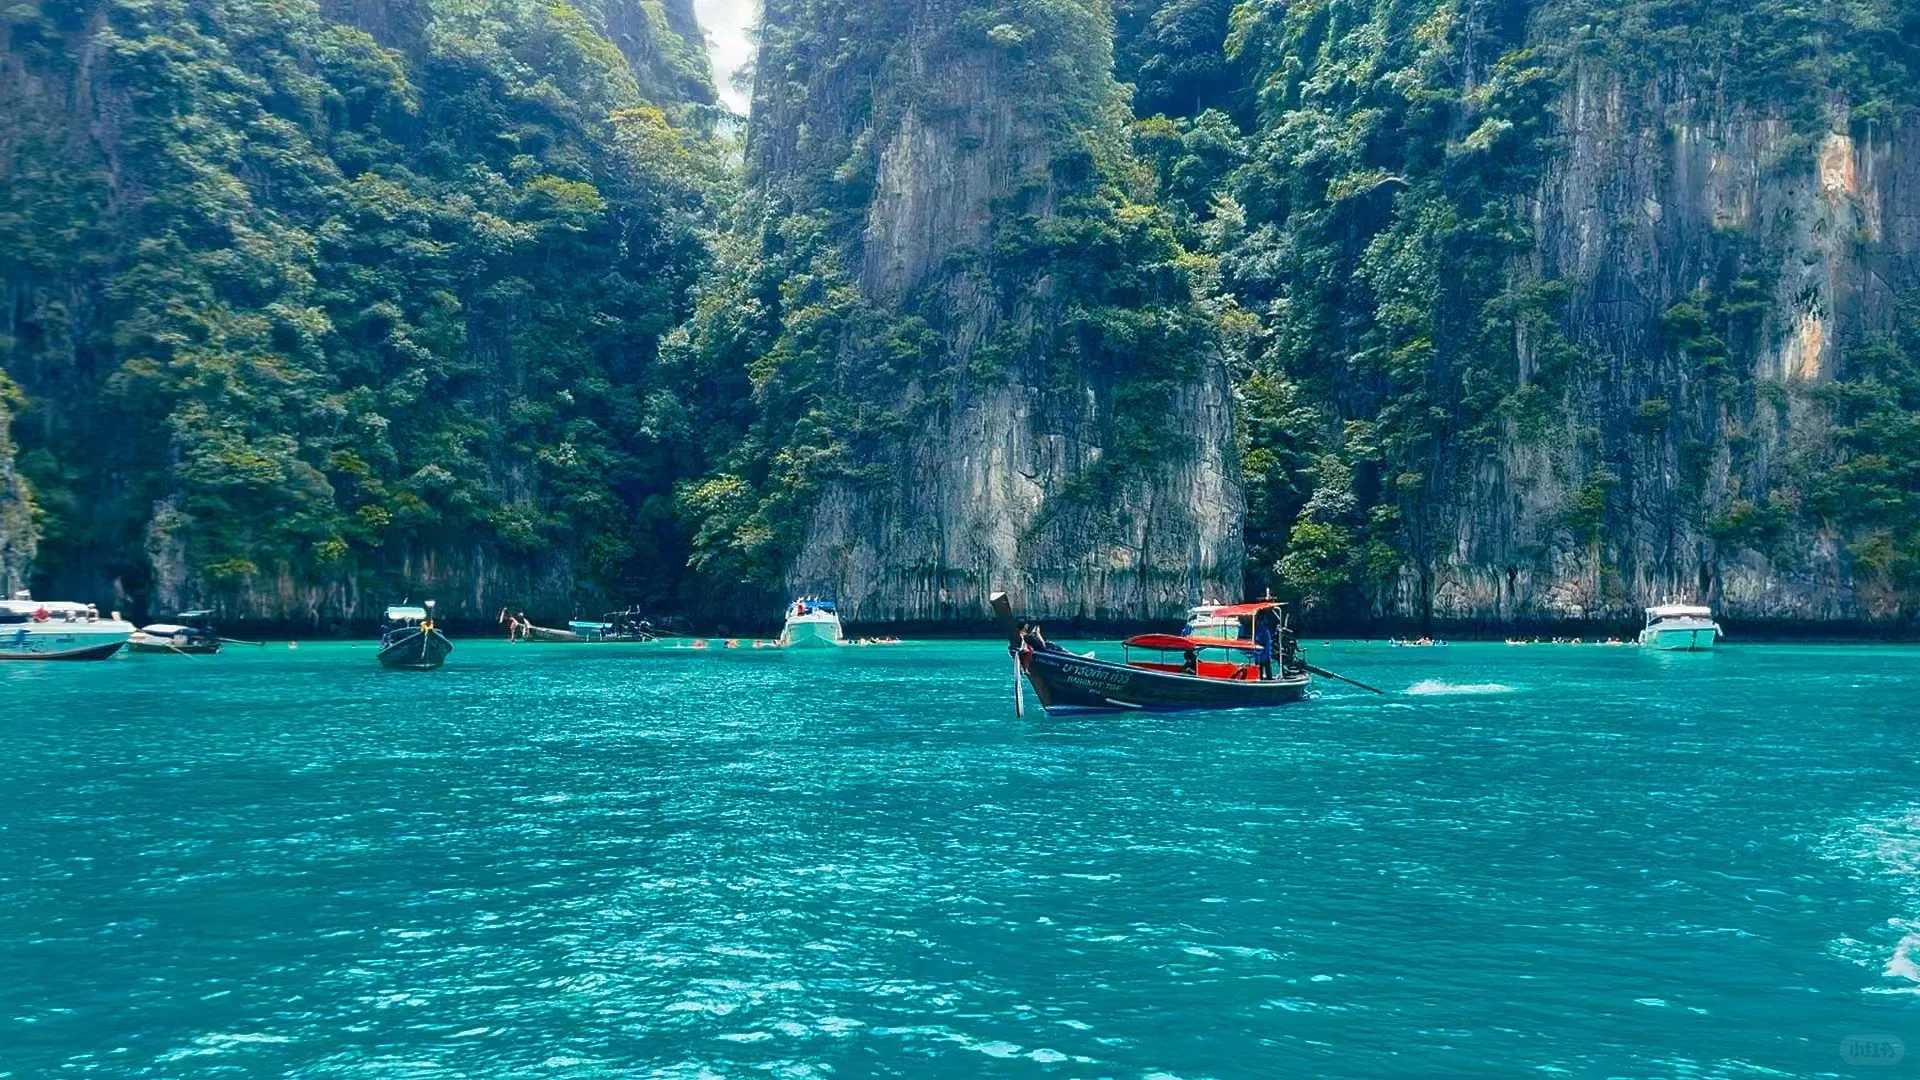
top-left (1181, 602), bottom-right (1244, 641)
top-left (1637, 603), bottom-right (1721, 651)
top-left (778, 598), bottom-right (843, 648)
top-left (0, 591), bottom-right (136, 660)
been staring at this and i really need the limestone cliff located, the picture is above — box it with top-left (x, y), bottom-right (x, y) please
top-left (1203, 0), bottom-right (1917, 634)
top-left (1413, 67), bottom-right (1919, 629)
top-left (0, 376), bottom-right (33, 594)
top-left (741, 0), bottom-right (1243, 623)
top-left (1, 0), bottom-right (718, 628)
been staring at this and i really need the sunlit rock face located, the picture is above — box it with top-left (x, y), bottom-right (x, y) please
top-left (747, 0), bottom-right (1243, 624)
top-left (1401, 61), bottom-right (1920, 630)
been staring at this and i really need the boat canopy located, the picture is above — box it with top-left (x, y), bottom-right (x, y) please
top-left (1207, 601), bottom-right (1286, 617)
top-left (0, 599), bottom-right (92, 616)
top-left (177, 609), bottom-right (214, 620)
top-left (386, 605), bottom-right (428, 621)
top-left (1124, 633), bottom-right (1262, 653)
top-left (1646, 603), bottom-right (1712, 619)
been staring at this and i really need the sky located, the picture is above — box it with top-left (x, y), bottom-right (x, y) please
top-left (693, 0), bottom-right (756, 114)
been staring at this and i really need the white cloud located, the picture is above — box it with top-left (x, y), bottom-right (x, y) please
top-left (694, 0), bottom-right (756, 114)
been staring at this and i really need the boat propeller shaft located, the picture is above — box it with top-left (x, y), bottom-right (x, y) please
top-left (1305, 663), bottom-right (1386, 695)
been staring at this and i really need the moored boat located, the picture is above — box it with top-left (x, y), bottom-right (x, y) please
top-left (778, 598), bottom-right (842, 648)
top-left (377, 601), bottom-right (453, 670)
top-left (1181, 601), bottom-right (1245, 641)
top-left (128, 610), bottom-right (222, 654)
top-left (1637, 602), bottom-right (1721, 651)
top-left (0, 592), bottom-right (135, 660)
top-left (992, 594), bottom-right (1309, 714)
top-left (567, 606), bottom-right (658, 643)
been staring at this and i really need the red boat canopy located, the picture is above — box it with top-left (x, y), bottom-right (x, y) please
top-left (1205, 601), bottom-right (1284, 617)
top-left (1124, 633), bottom-right (1262, 653)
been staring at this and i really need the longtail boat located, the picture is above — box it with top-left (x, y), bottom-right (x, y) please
top-left (378, 601), bottom-right (453, 670)
top-left (991, 593), bottom-right (1310, 714)
top-left (128, 610), bottom-right (222, 654)
top-left (567, 607), bottom-right (659, 642)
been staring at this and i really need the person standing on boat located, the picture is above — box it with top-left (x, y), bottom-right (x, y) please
top-left (1254, 612), bottom-right (1276, 680)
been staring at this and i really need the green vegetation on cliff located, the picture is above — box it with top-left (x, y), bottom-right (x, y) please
top-left (669, 0), bottom-right (1234, 613)
top-left (2, 0), bottom-right (727, 616)
top-left (1131, 0), bottom-right (1920, 622)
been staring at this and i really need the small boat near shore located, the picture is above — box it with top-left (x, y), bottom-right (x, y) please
top-left (378, 601), bottom-right (453, 670)
top-left (778, 598), bottom-right (842, 648)
top-left (0, 592), bottom-right (134, 660)
top-left (992, 594), bottom-right (1311, 714)
top-left (566, 607), bottom-right (659, 643)
top-left (128, 610), bottom-right (222, 655)
top-left (1181, 601), bottom-right (1244, 641)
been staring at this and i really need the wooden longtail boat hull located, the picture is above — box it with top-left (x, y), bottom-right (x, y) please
top-left (126, 642), bottom-right (220, 654)
top-left (127, 635), bottom-right (221, 655)
top-left (378, 627), bottom-right (453, 670)
top-left (1020, 647), bottom-right (1309, 713)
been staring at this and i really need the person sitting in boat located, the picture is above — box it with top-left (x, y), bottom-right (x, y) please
top-left (1181, 647), bottom-right (1198, 676)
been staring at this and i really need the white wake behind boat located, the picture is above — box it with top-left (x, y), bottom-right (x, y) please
top-left (778, 598), bottom-right (843, 648)
top-left (0, 591), bottom-right (135, 660)
top-left (1637, 603), bottom-right (1722, 651)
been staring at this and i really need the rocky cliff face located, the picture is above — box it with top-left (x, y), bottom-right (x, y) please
top-left (746, 0), bottom-right (1243, 623)
top-left (0, 378), bottom-right (32, 595)
top-left (1415, 65), bottom-right (1919, 628)
top-left (2, 0), bottom-right (718, 627)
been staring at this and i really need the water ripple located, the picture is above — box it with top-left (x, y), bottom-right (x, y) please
top-left (0, 640), bottom-right (1916, 1075)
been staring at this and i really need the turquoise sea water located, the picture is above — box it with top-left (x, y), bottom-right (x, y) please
top-left (3, 638), bottom-right (1919, 1076)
